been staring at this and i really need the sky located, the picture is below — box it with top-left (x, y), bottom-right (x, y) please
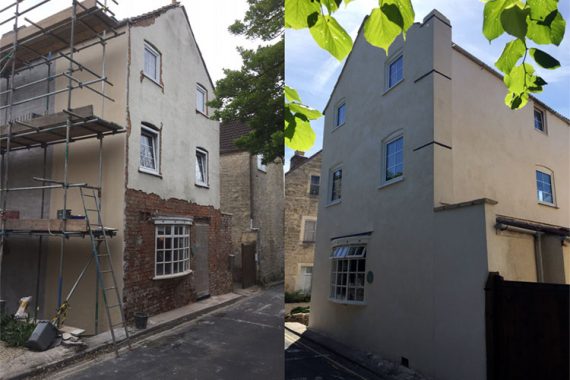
top-left (285, 0), bottom-right (570, 171)
top-left (0, 0), bottom-right (257, 83)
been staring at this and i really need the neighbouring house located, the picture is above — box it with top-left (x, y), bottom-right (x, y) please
top-left (0, 1), bottom-right (232, 335)
top-left (284, 151), bottom-right (321, 295)
top-left (219, 121), bottom-right (284, 287)
top-left (310, 10), bottom-right (569, 380)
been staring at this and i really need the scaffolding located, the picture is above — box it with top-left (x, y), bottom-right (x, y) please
top-left (0, 0), bottom-right (128, 353)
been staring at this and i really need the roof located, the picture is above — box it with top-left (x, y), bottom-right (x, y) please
top-left (220, 121), bottom-right (251, 153)
top-left (285, 150), bottom-right (322, 175)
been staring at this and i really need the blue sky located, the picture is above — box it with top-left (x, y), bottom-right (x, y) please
top-left (285, 0), bottom-right (570, 170)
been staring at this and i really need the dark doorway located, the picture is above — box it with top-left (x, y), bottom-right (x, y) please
top-left (241, 243), bottom-right (257, 288)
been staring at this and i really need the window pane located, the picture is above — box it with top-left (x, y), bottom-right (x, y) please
top-left (310, 175), bottom-right (320, 195)
top-left (140, 132), bottom-right (156, 170)
top-left (337, 103), bottom-right (346, 126)
top-left (386, 137), bottom-right (404, 181)
top-left (389, 56), bottom-right (403, 87)
top-left (534, 109), bottom-right (544, 131)
top-left (331, 169), bottom-right (342, 201)
top-left (144, 47), bottom-right (157, 80)
top-left (196, 87), bottom-right (206, 112)
top-left (196, 151), bottom-right (207, 184)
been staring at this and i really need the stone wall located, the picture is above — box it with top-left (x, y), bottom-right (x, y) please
top-left (284, 153), bottom-right (321, 293)
top-left (122, 188), bottom-right (232, 320)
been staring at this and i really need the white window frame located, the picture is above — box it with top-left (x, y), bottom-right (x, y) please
top-left (257, 154), bottom-right (267, 172)
top-left (196, 84), bottom-right (208, 115)
top-left (153, 217), bottom-right (193, 280)
top-left (335, 101), bottom-right (346, 128)
top-left (143, 41), bottom-right (161, 84)
top-left (386, 53), bottom-right (404, 90)
top-left (139, 125), bottom-right (160, 175)
top-left (533, 107), bottom-right (547, 134)
top-left (380, 130), bottom-right (404, 188)
top-left (300, 216), bottom-right (317, 243)
top-left (308, 174), bottom-right (320, 195)
top-left (536, 167), bottom-right (556, 207)
top-left (328, 165), bottom-right (342, 205)
top-left (195, 148), bottom-right (209, 187)
top-left (329, 244), bottom-right (367, 305)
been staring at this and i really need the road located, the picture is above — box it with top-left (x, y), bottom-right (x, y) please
top-left (285, 328), bottom-right (385, 380)
top-left (54, 285), bottom-right (284, 380)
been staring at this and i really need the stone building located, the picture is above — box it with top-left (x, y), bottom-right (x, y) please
top-left (0, 2), bottom-right (233, 334)
top-left (220, 121), bottom-right (284, 286)
top-left (310, 9), bottom-right (569, 380)
top-left (284, 151), bottom-right (322, 295)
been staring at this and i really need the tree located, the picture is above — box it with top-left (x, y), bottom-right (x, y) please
top-left (284, 0), bottom-right (566, 151)
top-left (210, 0), bottom-right (284, 163)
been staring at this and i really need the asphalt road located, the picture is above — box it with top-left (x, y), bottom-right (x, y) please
top-left (285, 328), bottom-right (385, 380)
top-left (55, 285), bottom-right (284, 380)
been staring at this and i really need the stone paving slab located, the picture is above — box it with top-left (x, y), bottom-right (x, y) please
top-left (0, 292), bottom-right (246, 380)
top-left (285, 322), bottom-right (430, 380)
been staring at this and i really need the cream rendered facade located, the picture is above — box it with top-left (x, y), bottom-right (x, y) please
top-left (2, 4), bottom-right (221, 333)
top-left (310, 10), bottom-right (569, 380)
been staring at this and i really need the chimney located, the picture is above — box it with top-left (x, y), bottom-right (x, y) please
top-left (290, 151), bottom-right (308, 171)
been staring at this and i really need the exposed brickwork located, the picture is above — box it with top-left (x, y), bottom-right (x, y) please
top-left (285, 152), bottom-right (322, 293)
top-left (122, 188), bottom-right (232, 320)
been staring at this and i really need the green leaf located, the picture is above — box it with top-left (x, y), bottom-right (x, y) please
top-left (527, 10), bottom-right (566, 45)
top-left (527, 0), bottom-right (558, 21)
top-left (529, 48), bottom-right (561, 69)
top-left (285, 0), bottom-right (321, 29)
top-left (285, 85), bottom-right (301, 102)
top-left (284, 109), bottom-right (316, 150)
top-left (321, 0), bottom-right (342, 13)
top-left (483, 0), bottom-right (517, 41)
top-left (289, 103), bottom-right (323, 120)
top-left (495, 38), bottom-right (526, 74)
top-left (309, 14), bottom-right (353, 60)
top-left (385, 0), bottom-right (415, 34)
top-left (364, 7), bottom-right (402, 52)
top-left (500, 5), bottom-right (530, 40)
top-left (504, 63), bottom-right (535, 93)
top-left (505, 91), bottom-right (529, 109)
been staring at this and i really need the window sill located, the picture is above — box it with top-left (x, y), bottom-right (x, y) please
top-left (139, 168), bottom-right (162, 178)
top-left (383, 78), bottom-right (404, 96)
top-left (300, 241), bottom-right (315, 245)
top-left (534, 128), bottom-right (548, 136)
top-left (196, 109), bottom-right (209, 118)
top-left (142, 72), bottom-right (163, 88)
top-left (538, 201), bottom-right (558, 209)
top-left (326, 199), bottom-right (342, 208)
top-left (257, 168), bottom-right (267, 173)
top-left (195, 182), bottom-right (209, 189)
top-left (331, 123), bottom-right (345, 134)
top-left (153, 270), bottom-right (193, 280)
top-left (328, 297), bottom-right (367, 306)
top-left (378, 176), bottom-right (404, 190)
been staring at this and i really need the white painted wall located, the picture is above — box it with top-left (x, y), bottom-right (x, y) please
top-left (127, 7), bottom-right (220, 208)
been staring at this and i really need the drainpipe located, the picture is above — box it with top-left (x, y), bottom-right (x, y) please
top-left (534, 232), bottom-right (544, 283)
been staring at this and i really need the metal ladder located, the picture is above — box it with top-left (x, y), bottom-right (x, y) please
top-left (80, 187), bottom-right (131, 355)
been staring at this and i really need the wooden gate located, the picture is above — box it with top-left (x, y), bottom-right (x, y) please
top-left (241, 243), bottom-right (256, 289)
top-left (485, 273), bottom-right (569, 380)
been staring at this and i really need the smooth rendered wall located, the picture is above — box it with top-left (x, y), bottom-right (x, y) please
top-left (43, 29), bottom-right (128, 333)
top-left (311, 11), bottom-right (490, 379)
top-left (127, 8), bottom-right (220, 209)
top-left (450, 48), bottom-right (570, 282)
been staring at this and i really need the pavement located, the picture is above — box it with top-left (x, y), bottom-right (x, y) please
top-left (45, 285), bottom-right (284, 380)
top-left (285, 323), bottom-right (428, 380)
top-left (1, 290), bottom-right (250, 380)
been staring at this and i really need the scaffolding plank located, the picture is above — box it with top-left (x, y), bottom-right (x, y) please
top-left (5, 219), bottom-right (88, 233)
top-left (0, 0), bottom-right (119, 69)
top-left (0, 105), bottom-right (124, 150)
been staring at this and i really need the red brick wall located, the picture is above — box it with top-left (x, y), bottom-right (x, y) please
top-left (123, 189), bottom-right (233, 320)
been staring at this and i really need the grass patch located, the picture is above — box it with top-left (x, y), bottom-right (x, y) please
top-left (0, 313), bottom-right (36, 347)
top-left (290, 306), bottom-right (310, 315)
top-left (285, 291), bottom-right (311, 303)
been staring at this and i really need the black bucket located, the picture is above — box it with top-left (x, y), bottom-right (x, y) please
top-left (134, 312), bottom-right (148, 329)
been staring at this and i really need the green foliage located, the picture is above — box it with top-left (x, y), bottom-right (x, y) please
top-left (290, 306), bottom-right (311, 314)
top-left (285, 85), bottom-right (320, 151)
top-left (0, 313), bottom-right (36, 347)
top-left (309, 14), bottom-right (353, 60)
top-left (211, 0), bottom-right (284, 162)
top-left (483, 0), bottom-right (565, 109)
top-left (285, 290), bottom-right (311, 303)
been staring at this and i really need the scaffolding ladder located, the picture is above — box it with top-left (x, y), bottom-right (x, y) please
top-left (80, 187), bottom-right (131, 354)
